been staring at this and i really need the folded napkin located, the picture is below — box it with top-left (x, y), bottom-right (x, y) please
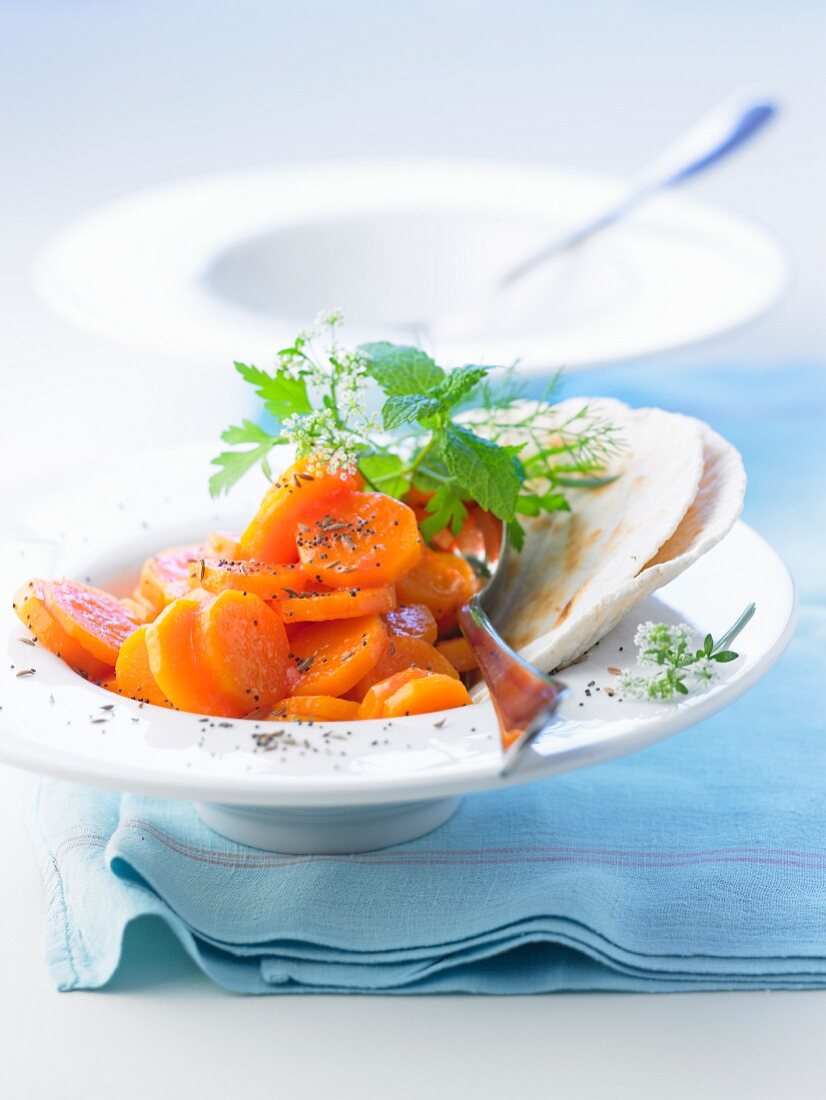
top-left (28, 364), bottom-right (826, 993)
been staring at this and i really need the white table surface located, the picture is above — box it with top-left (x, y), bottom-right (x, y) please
top-left (2, 2), bottom-right (826, 1096)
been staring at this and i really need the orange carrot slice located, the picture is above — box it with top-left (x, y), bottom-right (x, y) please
top-left (289, 614), bottom-right (386, 697)
top-left (279, 585), bottom-right (396, 623)
top-left (435, 636), bottom-right (478, 673)
top-left (194, 590), bottom-right (295, 712)
top-left (140, 544), bottom-right (204, 610)
top-left (297, 491), bottom-right (422, 588)
top-left (467, 505), bottom-right (503, 562)
top-left (114, 624), bottom-right (172, 707)
top-left (353, 635), bottom-right (459, 700)
top-left (384, 603), bottom-right (438, 644)
top-left (43, 579), bottom-right (141, 666)
top-left (381, 672), bottom-right (471, 717)
top-left (193, 559), bottom-right (310, 600)
top-left (239, 456), bottom-right (363, 564)
top-left (145, 595), bottom-right (237, 717)
top-left (13, 579), bottom-right (111, 681)
top-left (395, 549), bottom-right (478, 633)
top-left (356, 668), bottom-right (429, 719)
top-left (204, 530), bottom-right (240, 559)
top-left (265, 696), bottom-right (360, 722)
top-left (121, 594), bottom-right (157, 624)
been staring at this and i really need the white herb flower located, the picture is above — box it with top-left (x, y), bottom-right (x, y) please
top-left (617, 672), bottom-right (651, 700)
top-left (634, 621), bottom-right (693, 663)
top-left (275, 348), bottom-right (306, 377)
top-left (689, 658), bottom-right (718, 685)
top-left (315, 307), bottom-right (345, 329)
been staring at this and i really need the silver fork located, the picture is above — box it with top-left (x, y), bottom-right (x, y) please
top-left (455, 523), bottom-right (567, 774)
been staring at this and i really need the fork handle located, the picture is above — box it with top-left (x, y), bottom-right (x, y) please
top-left (458, 596), bottom-right (567, 772)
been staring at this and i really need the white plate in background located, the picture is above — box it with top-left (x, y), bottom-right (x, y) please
top-left (33, 160), bottom-right (788, 372)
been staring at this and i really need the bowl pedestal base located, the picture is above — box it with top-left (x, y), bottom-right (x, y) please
top-left (195, 796), bottom-right (461, 854)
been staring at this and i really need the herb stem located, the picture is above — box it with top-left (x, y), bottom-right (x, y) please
top-left (713, 602), bottom-right (756, 654)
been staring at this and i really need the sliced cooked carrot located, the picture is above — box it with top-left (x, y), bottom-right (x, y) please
top-left (429, 528), bottom-right (456, 552)
top-left (265, 695), bottom-right (360, 722)
top-left (204, 530), bottom-right (240, 559)
top-left (114, 624), bottom-right (172, 707)
top-left (194, 590), bottom-right (295, 712)
top-left (43, 579), bottom-right (141, 665)
top-left (435, 636), bottom-right (478, 673)
top-left (121, 594), bottom-right (157, 624)
top-left (469, 505), bottom-right (503, 562)
top-left (279, 585), bottom-right (396, 623)
top-left (145, 595), bottom-right (237, 717)
top-left (297, 491), bottom-right (422, 588)
top-left (289, 614), bottom-right (387, 697)
top-left (193, 558), bottom-right (310, 600)
top-left (13, 579), bottom-right (111, 681)
top-left (381, 672), bottom-right (471, 717)
top-left (384, 603), bottom-right (438, 644)
top-left (140, 543), bottom-right (204, 610)
top-left (356, 668), bottom-right (429, 719)
top-left (353, 635), bottom-right (459, 700)
top-left (395, 549), bottom-right (478, 633)
top-left (239, 456), bottom-right (363, 563)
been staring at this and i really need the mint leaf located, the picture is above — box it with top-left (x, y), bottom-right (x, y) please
top-left (382, 394), bottom-right (442, 431)
top-left (359, 342), bottom-right (444, 395)
top-left (234, 361), bottom-right (312, 421)
top-left (439, 425), bottom-right (521, 520)
top-left (358, 453), bottom-right (410, 498)
top-left (438, 365), bottom-right (489, 409)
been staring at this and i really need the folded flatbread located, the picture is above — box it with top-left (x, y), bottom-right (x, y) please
top-left (477, 398), bottom-right (745, 675)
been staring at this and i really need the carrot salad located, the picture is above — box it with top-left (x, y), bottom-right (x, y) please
top-left (13, 457), bottom-right (485, 721)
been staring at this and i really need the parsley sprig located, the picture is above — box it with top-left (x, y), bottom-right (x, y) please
top-left (618, 603), bottom-right (755, 701)
top-left (209, 311), bottom-right (621, 548)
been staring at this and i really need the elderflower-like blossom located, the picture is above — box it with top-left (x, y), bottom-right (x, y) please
top-left (690, 657), bottom-right (718, 685)
top-left (275, 348), bottom-right (307, 378)
top-left (280, 406), bottom-right (377, 478)
top-left (315, 307), bottom-right (345, 329)
top-left (633, 621), bottom-right (693, 663)
top-left (618, 619), bottom-right (723, 702)
top-left (617, 672), bottom-right (653, 700)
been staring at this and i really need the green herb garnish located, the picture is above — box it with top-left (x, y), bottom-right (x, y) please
top-left (618, 603), bottom-right (756, 701)
top-left (209, 310), bottom-right (622, 548)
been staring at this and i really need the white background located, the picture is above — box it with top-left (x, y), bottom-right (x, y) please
top-left (1, 2), bottom-right (825, 1096)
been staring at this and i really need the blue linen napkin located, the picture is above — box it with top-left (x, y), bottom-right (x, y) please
top-left (28, 363), bottom-right (826, 993)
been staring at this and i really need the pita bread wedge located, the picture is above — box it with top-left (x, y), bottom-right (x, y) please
top-left (472, 398), bottom-right (742, 679)
top-left (569, 418), bottom-right (747, 654)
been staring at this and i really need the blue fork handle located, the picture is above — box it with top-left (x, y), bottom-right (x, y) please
top-left (501, 93), bottom-right (779, 288)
